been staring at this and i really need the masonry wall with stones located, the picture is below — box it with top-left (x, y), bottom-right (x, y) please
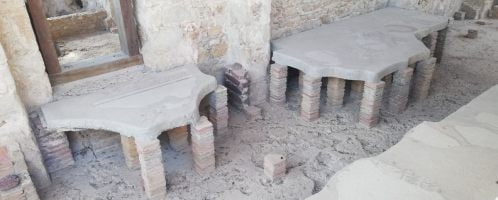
top-left (388, 0), bottom-right (464, 17)
top-left (43, 0), bottom-right (110, 17)
top-left (136, 0), bottom-right (271, 105)
top-left (271, 0), bottom-right (389, 39)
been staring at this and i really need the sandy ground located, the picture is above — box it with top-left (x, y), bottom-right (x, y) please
top-left (39, 19), bottom-right (498, 200)
top-left (57, 31), bottom-right (121, 67)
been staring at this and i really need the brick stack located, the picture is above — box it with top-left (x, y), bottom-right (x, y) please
top-left (264, 154), bottom-right (286, 181)
top-left (382, 74), bottom-right (394, 104)
top-left (191, 117), bottom-right (215, 175)
top-left (269, 64), bottom-right (288, 104)
top-left (301, 75), bottom-right (322, 121)
top-left (30, 113), bottom-right (74, 173)
top-left (208, 86), bottom-right (228, 134)
top-left (327, 77), bottom-right (346, 107)
top-left (167, 126), bottom-right (189, 151)
top-left (120, 136), bottom-right (140, 170)
top-left (435, 28), bottom-right (448, 64)
top-left (225, 63), bottom-right (250, 109)
top-left (388, 68), bottom-right (414, 114)
top-left (412, 58), bottom-right (437, 102)
top-left (135, 138), bottom-right (166, 199)
top-left (359, 81), bottom-right (385, 128)
top-left (351, 80), bottom-right (365, 99)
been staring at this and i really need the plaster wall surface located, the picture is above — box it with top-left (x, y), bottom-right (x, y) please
top-left (271, 0), bottom-right (389, 39)
top-left (136, 0), bottom-right (271, 105)
top-left (0, 0), bottom-right (52, 108)
top-left (388, 0), bottom-right (463, 17)
top-left (0, 44), bottom-right (51, 189)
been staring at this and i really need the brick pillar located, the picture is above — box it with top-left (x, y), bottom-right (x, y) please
top-left (388, 68), bottom-right (414, 114)
top-left (359, 81), bottom-right (385, 128)
top-left (120, 135), bottom-right (140, 170)
top-left (136, 138), bottom-right (167, 200)
top-left (435, 28), bottom-right (448, 64)
top-left (301, 75), bottom-right (322, 121)
top-left (208, 85), bottom-right (228, 134)
top-left (191, 116), bottom-right (215, 175)
top-left (269, 64), bottom-right (288, 104)
top-left (412, 58), bottom-right (437, 102)
top-left (382, 74), bottom-right (394, 103)
top-left (351, 80), bottom-right (365, 99)
top-left (168, 126), bottom-right (189, 151)
top-left (31, 116), bottom-right (74, 174)
top-left (423, 32), bottom-right (438, 57)
top-left (327, 77), bottom-right (345, 107)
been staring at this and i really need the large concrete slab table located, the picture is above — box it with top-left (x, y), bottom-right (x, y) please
top-left (270, 8), bottom-right (449, 127)
top-left (37, 65), bottom-right (227, 199)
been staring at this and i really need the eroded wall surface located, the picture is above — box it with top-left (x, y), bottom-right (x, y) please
top-left (0, 44), bottom-right (51, 189)
top-left (388, 0), bottom-right (463, 17)
top-left (136, 0), bottom-right (271, 105)
top-left (43, 0), bottom-right (109, 17)
top-left (271, 0), bottom-right (389, 39)
top-left (0, 0), bottom-right (52, 108)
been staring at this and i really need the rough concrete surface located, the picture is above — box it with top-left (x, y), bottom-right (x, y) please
top-left (41, 64), bottom-right (217, 139)
top-left (272, 8), bottom-right (448, 82)
top-left (38, 19), bottom-right (498, 199)
top-left (308, 84), bottom-right (498, 200)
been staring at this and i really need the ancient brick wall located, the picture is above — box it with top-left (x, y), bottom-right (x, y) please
top-left (271, 0), bottom-right (389, 39)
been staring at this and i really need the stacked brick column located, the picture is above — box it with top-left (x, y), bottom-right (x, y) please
top-left (225, 64), bottom-right (250, 109)
top-left (382, 74), bottom-right (394, 103)
top-left (359, 81), bottom-right (385, 128)
top-left (422, 32), bottom-right (438, 57)
top-left (351, 80), bottom-right (365, 99)
top-left (435, 28), bottom-right (448, 64)
top-left (269, 64), bottom-right (288, 104)
top-left (120, 136), bottom-right (140, 170)
top-left (327, 77), bottom-right (346, 107)
top-left (301, 75), bottom-right (322, 121)
top-left (135, 138), bottom-right (166, 200)
top-left (298, 71), bottom-right (304, 91)
top-left (412, 58), bottom-right (437, 102)
top-left (191, 116), bottom-right (215, 175)
top-left (31, 113), bottom-right (74, 174)
top-left (388, 68), bottom-right (414, 114)
top-left (167, 126), bottom-right (189, 151)
top-left (208, 86), bottom-right (228, 134)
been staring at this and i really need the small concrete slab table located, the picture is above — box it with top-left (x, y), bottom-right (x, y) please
top-left (39, 65), bottom-right (227, 199)
top-left (270, 8), bottom-right (449, 127)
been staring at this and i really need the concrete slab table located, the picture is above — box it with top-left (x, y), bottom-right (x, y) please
top-left (270, 8), bottom-right (449, 127)
top-left (39, 65), bottom-right (226, 199)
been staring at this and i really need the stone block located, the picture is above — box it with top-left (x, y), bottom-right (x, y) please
top-left (454, 11), bottom-right (466, 20)
top-left (264, 154), bottom-right (286, 181)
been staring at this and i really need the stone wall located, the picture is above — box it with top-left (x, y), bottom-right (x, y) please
top-left (271, 0), bottom-right (389, 39)
top-left (47, 10), bottom-right (108, 40)
top-left (43, 0), bottom-right (109, 17)
top-left (0, 0), bottom-right (52, 108)
top-left (136, 0), bottom-right (271, 105)
top-left (0, 44), bottom-right (51, 189)
top-left (388, 0), bottom-right (463, 17)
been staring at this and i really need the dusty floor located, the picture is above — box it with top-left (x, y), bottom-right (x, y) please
top-left (39, 19), bottom-right (498, 200)
top-left (57, 31), bottom-right (121, 67)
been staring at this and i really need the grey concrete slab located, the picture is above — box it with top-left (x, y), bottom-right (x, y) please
top-left (40, 65), bottom-right (217, 140)
top-left (271, 8), bottom-right (449, 82)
